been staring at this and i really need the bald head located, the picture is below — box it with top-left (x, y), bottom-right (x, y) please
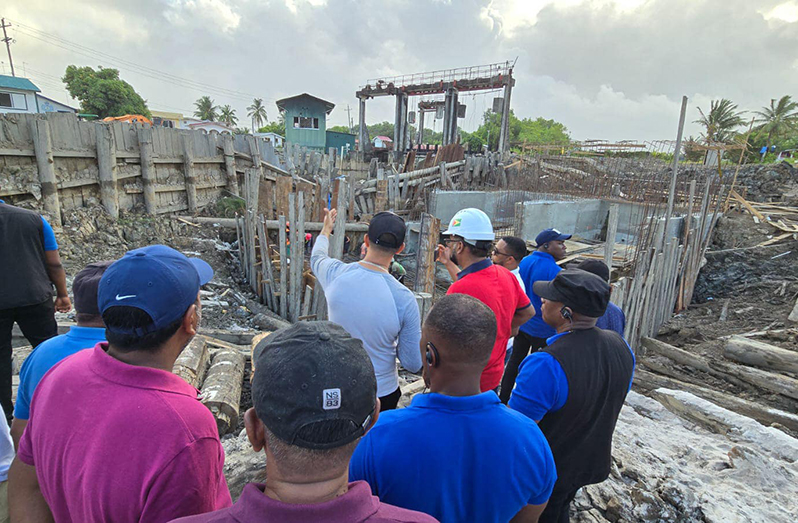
top-left (423, 294), bottom-right (496, 366)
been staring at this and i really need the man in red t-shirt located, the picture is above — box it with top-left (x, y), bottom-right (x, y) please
top-left (437, 209), bottom-right (534, 392)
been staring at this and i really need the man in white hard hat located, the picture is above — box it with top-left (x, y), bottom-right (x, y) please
top-left (437, 208), bottom-right (534, 392)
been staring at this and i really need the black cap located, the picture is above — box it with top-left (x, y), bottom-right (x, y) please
top-left (368, 211), bottom-right (406, 249)
top-left (576, 259), bottom-right (610, 283)
top-left (533, 268), bottom-right (610, 318)
top-left (74, 261), bottom-right (113, 315)
top-left (252, 322), bottom-right (377, 450)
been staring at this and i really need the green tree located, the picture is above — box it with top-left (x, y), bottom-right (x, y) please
top-left (218, 105), bottom-right (238, 127)
top-left (61, 65), bottom-right (150, 119)
top-left (753, 96), bottom-right (798, 152)
top-left (468, 110), bottom-right (570, 151)
top-left (194, 96), bottom-right (218, 121)
top-left (258, 121), bottom-right (284, 135)
top-left (247, 98), bottom-right (268, 134)
top-left (694, 99), bottom-right (745, 143)
top-left (328, 125), bottom-right (353, 134)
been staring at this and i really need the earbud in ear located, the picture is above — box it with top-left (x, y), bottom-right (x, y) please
top-left (560, 307), bottom-right (573, 320)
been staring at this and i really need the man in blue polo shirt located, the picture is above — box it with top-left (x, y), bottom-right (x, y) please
top-left (509, 269), bottom-right (635, 523)
top-left (576, 260), bottom-right (626, 337)
top-left (10, 261), bottom-right (111, 448)
top-left (499, 228), bottom-right (570, 403)
top-left (350, 293), bottom-right (556, 523)
top-left (0, 200), bottom-right (71, 422)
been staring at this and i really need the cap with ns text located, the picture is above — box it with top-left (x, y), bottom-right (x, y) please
top-left (98, 245), bottom-right (213, 335)
top-left (368, 211), bottom-right (406, 249)
top-left (535, 228), bottom-right (572, 247)
top-left (73, 261), bottom-right (114, 315)
top-left (533, 268), bottom-right (610, 318)
top-left (252, 321), bottom-right (377, 450)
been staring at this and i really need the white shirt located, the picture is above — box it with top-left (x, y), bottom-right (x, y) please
top-left (507, 267), bottom-right (526, 351)
top-left (0, 417), bottom-right (14, 482)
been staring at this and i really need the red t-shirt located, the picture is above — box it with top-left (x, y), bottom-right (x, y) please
top-left (447, 260), bottom-right (531, 391)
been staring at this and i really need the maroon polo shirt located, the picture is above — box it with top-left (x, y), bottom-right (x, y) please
top-left (171, 481), bottom-right (438, 522)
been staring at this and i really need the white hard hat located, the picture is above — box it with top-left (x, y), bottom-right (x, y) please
top-left (443, 208), bottom-right (495, 242)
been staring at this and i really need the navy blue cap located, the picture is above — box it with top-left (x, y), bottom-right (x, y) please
top-left (98, 245), bottom-right (213, 335)
top-left (535, 228), bottom-right (572, 247)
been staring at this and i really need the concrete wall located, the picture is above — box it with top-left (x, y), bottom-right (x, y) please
top-left (516, 199), bottom-right (605, 242)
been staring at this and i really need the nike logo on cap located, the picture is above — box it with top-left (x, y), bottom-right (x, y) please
top-left (115, 294), bottom-right (136, 301)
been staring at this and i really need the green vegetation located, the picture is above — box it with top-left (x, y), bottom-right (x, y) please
top-left (694, 99), bottom-right (745, 143)
top-left (247, 98), bottom-right (268, 134)
top-left (753, 96), bottom-right (798, 151)
top-left (62, 65), bottom-right (150, 119)
top-left (193, 96), bottom-right (217, 121)
top-left (218, 105), bottom-right (238, 127)
top-left (462, 111), bottom-right (570, 151)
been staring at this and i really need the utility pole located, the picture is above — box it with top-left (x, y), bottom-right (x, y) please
top-left (1, 19), bottom-right (14, 77)
top-left (346, 104), bottom-right (353, 134)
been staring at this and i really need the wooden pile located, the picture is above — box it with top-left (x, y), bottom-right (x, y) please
top-left (637, 336), bottom-right (798, 436)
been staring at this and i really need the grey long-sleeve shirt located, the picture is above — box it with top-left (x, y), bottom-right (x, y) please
top-left (311, 235), bottom-right (422, 396)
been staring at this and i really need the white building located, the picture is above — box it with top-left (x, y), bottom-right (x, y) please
top-left (185, 120), bottom-right (235, 134)
top-left (253, 132), bottom-right (284, 147)
top-left (36, 94), bottom-right (78, 114)
top-left (373, 135), bottom-right (393, 149)
top-left (0, 74), bottom-right (40, 114)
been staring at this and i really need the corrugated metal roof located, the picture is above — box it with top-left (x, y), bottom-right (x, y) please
top-left (275, 93), bottom-right (335, 114)
top-left (0, 75), bottom-right (40, 92)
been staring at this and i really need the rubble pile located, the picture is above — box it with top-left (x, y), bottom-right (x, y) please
top-left (730, 161), bottom-right (798, 204)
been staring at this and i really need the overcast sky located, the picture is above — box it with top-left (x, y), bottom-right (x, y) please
top-left (3, 0), bottom-right (797, 140)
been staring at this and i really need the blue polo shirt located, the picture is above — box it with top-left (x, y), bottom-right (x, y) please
top-left (0, 200), bottom-right (58, 251)
top-left (14, 326), bottom-right (106, 420)
top-left (508, 332), bottom-right (636, 421)
top-left (349, 392), bottom-right (556, 523)
top-left (518, 251), bottom-right (562, 338)
top-left (596, 302), bottom-right (626, 338)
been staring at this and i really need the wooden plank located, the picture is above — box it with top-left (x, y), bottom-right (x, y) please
top-left (95, 123), bottom-right (119, 218)
top-left (375, 179), bottom-right (388, 213)
top-left (730, 189), bottom-right (765, 222)
top-left (278, 215), bottom-right (289, 319)
top-left (182, 133), bottom-right (198, 213)
top-left (604, 203), bottom-right (619, 278)
top-left (276, 176), bottom-right (292, 220)
top-left (413, 212), bottom-right (441, 294)
top-left (200, 349), bottom-right (246, 435)
top-left (330, 180), bottom-right (348, 259)
top-left (137, 126), bottom-right (157, 214)
top-left (258, 215), bottom-right (277, 312)
top-left (172, 337), bottom-right (209, 388)
top-left (302, 285), bottom-right (312, 320)
top-left (289, 193), bottom-right (299, 322)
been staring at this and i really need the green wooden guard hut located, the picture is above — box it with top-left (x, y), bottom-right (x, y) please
top-left (276, 93), bottom-right (335, 150)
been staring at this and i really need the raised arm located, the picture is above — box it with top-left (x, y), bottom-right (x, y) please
top-left (310, 209), bottom-right (347, 289)
top-left (436, 244), bottom-right (460, 282)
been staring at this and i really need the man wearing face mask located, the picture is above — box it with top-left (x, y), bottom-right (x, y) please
top-left (508, 269), bottom-right (635, 523)
top-left (436, 208), bottom-right (534, 393)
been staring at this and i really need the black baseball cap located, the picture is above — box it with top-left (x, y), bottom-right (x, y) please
top-left (533, 268), bottom-right (610, 318)
top-left (535, 228), bottom-right (572, 247)
top-left (576, 259), bottom-right (610, 283)
top-left (252, 322), bottom-right (377, 450)
top-left (368, 211), bottom-right (406, 249)
top-left (73, 261), bottom-right (113, 315)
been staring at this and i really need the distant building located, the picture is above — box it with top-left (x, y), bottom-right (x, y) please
top-left (373, 135), bottom-right (393, 149)
top-left (325, 130), bottom-right (356, 154)
top-left (36, 94), bottom-right (78, 114)
top-left (0, 74), bottom-right (40, 114)
top-left (185, 120), bottom-right (234, 134)
top-left (151, 110), bottom-right (183, 129)
top-left (254, 131), bottom-right (284, 148)
top-left (276, 93), bottom-right (335, 150)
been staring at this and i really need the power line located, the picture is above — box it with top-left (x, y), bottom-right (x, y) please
top-left (8, 18), bottom-right (270, 105)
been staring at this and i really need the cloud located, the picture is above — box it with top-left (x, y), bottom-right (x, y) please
top-left (5, 0), bottom-right (796, 141)
top-left (163, 0), bottom-right (241, 34)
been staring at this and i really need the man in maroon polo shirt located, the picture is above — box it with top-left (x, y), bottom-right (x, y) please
top-left (172, 321), bottom-right (436, 523)
top-left (9, 245), bottom-right (231, 523)
top-left (438, 208), bottom-right (534, 392)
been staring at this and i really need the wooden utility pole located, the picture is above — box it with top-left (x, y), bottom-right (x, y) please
top-left (1, 19), bottom-right (14, 77)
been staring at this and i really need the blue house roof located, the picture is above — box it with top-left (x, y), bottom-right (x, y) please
top-left (0, 74), bottom-right (40, 92)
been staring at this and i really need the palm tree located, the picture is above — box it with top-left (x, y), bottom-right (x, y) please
top-left (219, 105), bottom-right (238, 127)
top-left (247, 98), bottom-right (268, 133)
top-left (194, 96), bottom-right (218, 121)
top-left (753, 95), bottom-right (798, 152)
top-left (694, 99), bottom-right (745, 143)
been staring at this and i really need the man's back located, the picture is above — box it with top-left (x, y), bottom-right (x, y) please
top-left (447, 263), bottom-right (529, 391)
top-left (14, 326), bottom-right (106, 420)
top-left (312, 236), bottom-right (421, 397)
top-left (596, 302), bottom-right (626, 337)
top-left (18, 344), bottom-right (231, 522)
top-left (0, 203), bottom-right (53, 309)
top-left (349, 392), bottom-right (556, 523)
top-left (518, 252), bottom-right (561, 338)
